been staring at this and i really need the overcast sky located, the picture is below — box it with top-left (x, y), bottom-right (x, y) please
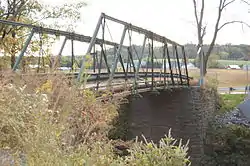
top-left (40, 0), bottom-right (250, 55)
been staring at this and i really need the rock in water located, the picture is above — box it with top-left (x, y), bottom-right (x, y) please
top-left (215, 108), bottom-right (250, 127)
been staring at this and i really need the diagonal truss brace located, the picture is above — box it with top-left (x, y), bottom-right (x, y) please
top-left (77, 12), bottom-right (185, 82)
top-left (13, 29), bottom-right (35, 71)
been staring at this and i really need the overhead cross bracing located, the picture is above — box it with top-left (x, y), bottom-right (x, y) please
top-left (0, 13), bottom-right (191, 93)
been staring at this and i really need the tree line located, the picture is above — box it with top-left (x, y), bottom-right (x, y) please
top-left (1, 43), bottom-right (248, 70)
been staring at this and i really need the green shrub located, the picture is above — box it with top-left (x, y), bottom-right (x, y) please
top-left (219, 94), bottom-right (245, 112)
top-left (125, 131), bottom-right (190, 166)
top-left (203, 123), bottom-right (250, 165)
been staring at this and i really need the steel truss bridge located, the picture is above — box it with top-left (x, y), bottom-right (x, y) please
top-left (0, 13), bottom-right (192, 93)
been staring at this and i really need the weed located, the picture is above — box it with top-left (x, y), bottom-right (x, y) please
top-left (125, 130), bottom-right (190, 166)
top-left (0, 73), bottom-right (190, 165)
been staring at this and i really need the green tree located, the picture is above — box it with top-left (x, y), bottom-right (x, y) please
top-left (207, 54), bottom-right (221, 68)
top-left (0, 0), bottom-right (86, 69)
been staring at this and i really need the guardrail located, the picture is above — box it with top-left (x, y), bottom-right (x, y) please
top-left (19, 71), bottom-right (192, 82)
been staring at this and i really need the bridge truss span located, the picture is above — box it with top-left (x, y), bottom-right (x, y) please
top-left (0, 13), bottom-right (192, 92)
top-left (78, 13), bottom-right (191, 91)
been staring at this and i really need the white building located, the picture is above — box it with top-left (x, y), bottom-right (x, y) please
top-left (226, 65), bottom-right (241, 70)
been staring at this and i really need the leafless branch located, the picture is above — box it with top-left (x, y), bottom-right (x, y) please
top-left (199, 0), bottom-right (205, 28)
top-left (192, 0), bottom-right (199, 26)
top-left (201, 26), bottom-right (206, 38)
top-left (241, 0), bottom-right (250, 5)
top-left (222, 0), bottom-right (236, 9)
top-left (191, 0), bottom-right (240, 75)
top-left (218, 20), bottom-right (250, 31)
top-left (192, 0), bottom-right (205, 27)
top-left (192, 0), bottom-right (205, 46)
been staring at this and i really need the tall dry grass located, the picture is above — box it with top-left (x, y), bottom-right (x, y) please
top-left (188, 68), bottom-right (250, 87)
top-left (0, 72), bottom-right (190, 166)
top-left (0, 72), bottom-right (120, 165)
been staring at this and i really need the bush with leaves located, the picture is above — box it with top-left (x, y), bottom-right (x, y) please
top-left (202, 122), bottom-right (250, 166)
top-left (125, 131), bottom-right (190, 166)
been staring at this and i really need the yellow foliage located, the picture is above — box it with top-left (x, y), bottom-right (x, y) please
top-left (84, 54), bottom-right (93, 69)
top-left (36, 80), bottom-right (53, 93)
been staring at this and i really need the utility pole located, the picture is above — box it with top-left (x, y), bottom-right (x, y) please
top-left (197, 46), bottom-right (204, 87)
top-left (247, 65), bottom-right (249, 86)
top-left (247, 60), bottom-right (249, 93)
top-left (244, 57), bottom-right (249, 94)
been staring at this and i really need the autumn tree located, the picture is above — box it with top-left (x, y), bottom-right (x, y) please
top-left (0, 0), bottom-right (86, 69)
top-left (192, 0), bottom-right (248, 74)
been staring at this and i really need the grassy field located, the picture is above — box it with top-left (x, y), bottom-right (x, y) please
top-left (188, 68), bottom-right (250, 87)
top-left (188, 59), bottom-right (250, 66)
top-left (137, 59), bottom-right (250, 66)
top-left (219, 94), bottom-right (246, 112)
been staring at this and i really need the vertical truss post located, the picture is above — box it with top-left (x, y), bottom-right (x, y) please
top-left (108, 26), bottom-right (127, 85)
top-left (96, 49), bottom-right (103, 90)
top-left (13, 29), bottom-right (35, 71)
top-left (117, 47), bottom-right (126, 74)
top-left (100, 45), bottom-right (110, 73)
top-left (100, 17), bottom-right (111, 74)
top-left (125, 49), bottom-right (130, 81)
top-left (136, 35), bottom-right (147, 74)
top-left (163, 43), bottom-right (167, 87)
top-left (172, 45), bottom-right (179, 85)
top-left (53, 36), bottom-right (67, 69)
top-left (128, 47), bottom-right (136, 72)
top-left (134, 35), bottom-right (147, 88)
top-left (127, 46), bottom-right (136, 94)
top-left (182, 46), bottom-right (189, 86)
top-left (37, 31), bottom-right (43, 73)
top-left (95, 51), bottom-right (99, 74)
top-left (175, 45), bottom-right (183, 85)
top-left (151, 36), bottom-right (154, 90)
top-left (113, 46), bottom-right (126, 74)
top-left (77, 13), bottom-right (104, 81)
top-left (166, 44), bottom-right (174, 86)
top-left (146, 42), bottom-right (150, 85)
top-left (93, 44), bottom-right (96, 73)
top-left (93, 52), bottom-right (96, 73)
